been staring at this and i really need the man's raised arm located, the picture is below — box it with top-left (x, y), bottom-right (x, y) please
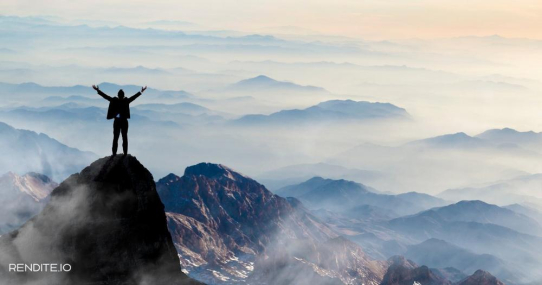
top-left (93, 85), bottom-right (112, 101)
top-left (128, 86), bottom-right (147, 103)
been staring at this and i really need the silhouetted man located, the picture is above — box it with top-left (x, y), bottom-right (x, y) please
top-left (92, 85), bottom-right (147, 156)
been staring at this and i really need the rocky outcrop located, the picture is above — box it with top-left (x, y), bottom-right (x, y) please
top-left (380, 256), bottom-right (507, 285)
top-left (0, 155), bottom-right (201, 285)
top-left (456, 270), bottom-right (505, 285)
top-left (158, 163), bottom-right (386, 284)
top-left (380, 256), bottom-right (452, 285)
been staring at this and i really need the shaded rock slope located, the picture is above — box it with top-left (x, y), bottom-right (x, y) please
top-left (157, 163), bottom-right (387, 284)
top-left (0, 155), bottom-right (201, 285)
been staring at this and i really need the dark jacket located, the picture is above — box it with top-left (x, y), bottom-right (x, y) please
top-left (97, 90), bottom-right (141, 119)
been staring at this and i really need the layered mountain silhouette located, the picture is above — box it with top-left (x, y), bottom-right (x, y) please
top-left (440, 174), bottom-right (542, 208)
top-left (420, 200), bottom-right (542, 236)
top-left (505, 203), bottom-right (542, 225)
top-left (0, 122), bottom-right (97, 181)
top-left (404, 239), bottom-right (516, 283)
top-left (234, 100), bottom-right (409, 125)
top-left (476, 128), bottom-right (542, 151)
top-left (0, 172), bottom-right (57, 234)
top-left (227, 75), bottom-right (327, 92)
top-left (0, 155), bottom-right (200, 285)
top-left (156, 163), bottom-right (387, 284)
top-left (387, 202), bottom-right (542, 283)
top-left (277, 177), bottom-right (447, 216)
top-left (381, 256), bottom-right (505, 285)
top-left (133, 102), bottom-right (212, 116)
top-left (257, 162), bottom-right (382, 190)
top-left (0, 81), bottom-right (192, 104)
top-left (329, 131), bottom-right (538, 194)
top-left (405, 132), bottom-right (491, 149)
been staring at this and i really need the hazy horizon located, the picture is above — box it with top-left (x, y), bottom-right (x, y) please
top-left (2, 3), bottom-right (542, 196)
top-left (4, 3), bottom-right (542, 285)
top-left (3, 0), bottom-right (542, 40)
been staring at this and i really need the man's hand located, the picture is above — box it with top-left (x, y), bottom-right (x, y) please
top-left (141, 86), bottom-right (147, 93)
top-left (92, 85), bottom-right (99, 91)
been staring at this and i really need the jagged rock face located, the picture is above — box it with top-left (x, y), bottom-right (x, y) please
top-left (457, 270), bottom-right (506, 285)
top-left (0, 172), bottom-right (57, 234)
top-left (380, 256), bottom-right (452, 285)
top-left (157, 163), bottom-right (386, 284)
top-left (0, 155), bottom-right (200, 285)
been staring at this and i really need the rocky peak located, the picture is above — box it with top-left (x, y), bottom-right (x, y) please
top-left (157, 163), bottom-right (386, 284)
top-left (457, 269), bottom-right (505, 285)
top-left (387, 255), bottom-right (418, 270)
top-left (381, 256), bottom-right (451, 285)
top-left (0, 155), bottom-right (201, 285)
top-left (184, 162), bottom-right (249, 182)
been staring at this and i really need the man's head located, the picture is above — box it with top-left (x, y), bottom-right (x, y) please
top-left (117, 89), bottom-right (125, 99)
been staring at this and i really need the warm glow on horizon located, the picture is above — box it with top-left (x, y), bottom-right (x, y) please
top-left (2, 0), bottom-right (542, 40)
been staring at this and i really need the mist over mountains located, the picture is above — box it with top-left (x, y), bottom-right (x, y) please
top-left (0, 122), bottom-right (96, 181)
top-left (2, 11), bottom-right (542, 285)
top-left (0, 129), bottom-right (528, 284)
top-left (235, 100), bottom-right (409, 125)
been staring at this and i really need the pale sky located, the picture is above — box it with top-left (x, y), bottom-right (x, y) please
top-left (2, 0), bottom-right (542, 40)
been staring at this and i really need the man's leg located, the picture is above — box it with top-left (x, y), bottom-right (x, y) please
top-left (112, 119), bottom-right (120, 156)
top-left (121, 119), bottom-right (129, 155)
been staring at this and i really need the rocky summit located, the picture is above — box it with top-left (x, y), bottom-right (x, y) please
top-left (456, 269), bottom-right (506, 285)
top-left (380, 256), bottom-right (452, 285)
top-left (380, 256), bottom-right (506, 285)
top-left (157, 162), bottom-right (386, 284)
top-left (0, 155), bottom-right (201, 285)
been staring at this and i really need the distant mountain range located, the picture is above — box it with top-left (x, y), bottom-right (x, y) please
top-left (277, 177), bottom-right (447, 216)
top-left (0, 122), bottom-right (97, 181)
top-left (404, 239), bottom-right (516, 283)
top-left (132, 102), bottom-right (230, 122)
top-left (406, 132), bottom-right (491, 149)
top-left (234, 99), bottom-right (410, 125)
top-left (387, 201), bottom-right (542, 283)
top-left (422, 200), bottom-right (542, 236)
top-left (476, 128), bottom-right (542, 151)
top-left (381, 256), bottom-right (505, 285)
top-left (133, 102), bottom-right (211, 115)
top-left (226, 75), bottom-right (327, 93)
top-left (439, 173), bottom-right (542, 207)
top-left (257, 162), bottom-right (383, 190)
top-left (504, 203), bottom-right (542, 225)
top-left (0, 81), bottom-right (193, 105)
top-left (329, 130), bottom-right (539, 194)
